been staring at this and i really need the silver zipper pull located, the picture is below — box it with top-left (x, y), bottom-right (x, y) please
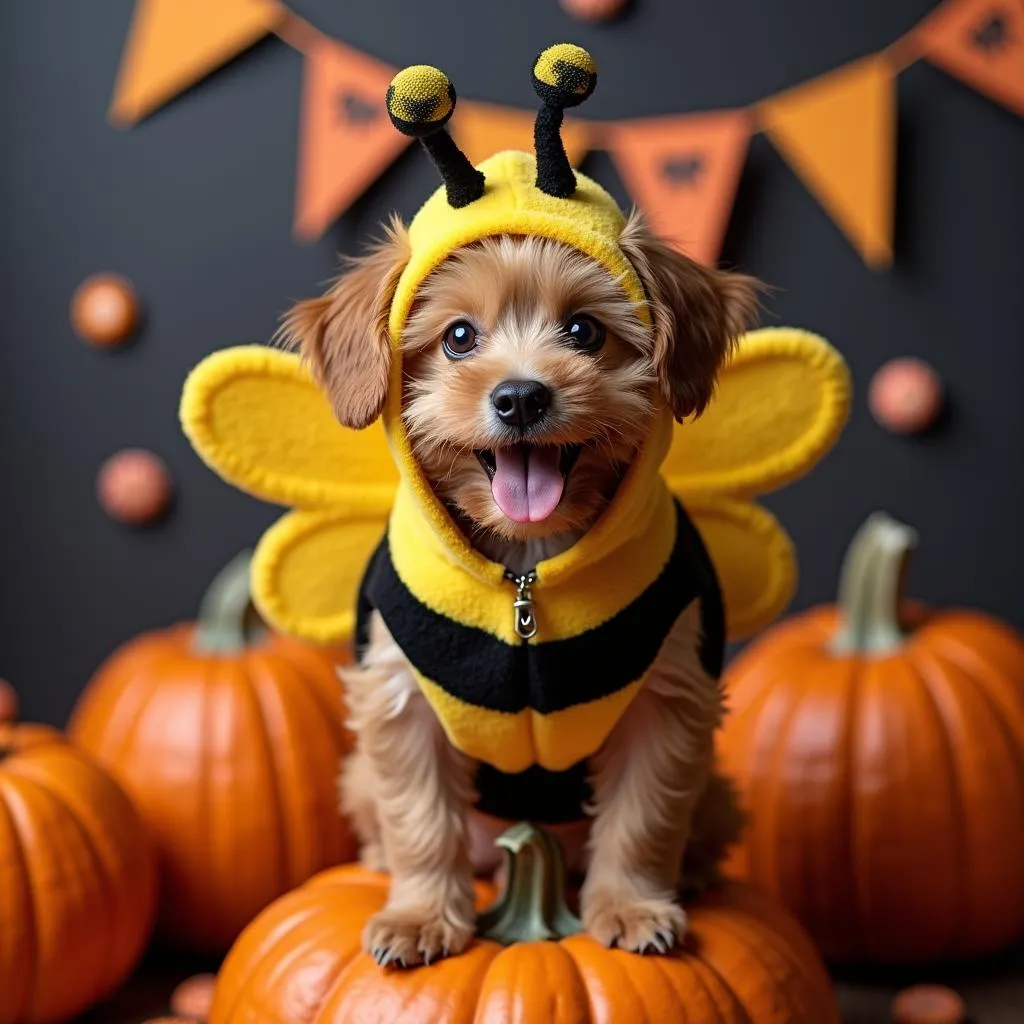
top-left (506, 570), bottom-right (538, 640)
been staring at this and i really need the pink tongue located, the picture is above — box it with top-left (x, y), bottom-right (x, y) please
top-left (491, 446), bottom-right (565, 523)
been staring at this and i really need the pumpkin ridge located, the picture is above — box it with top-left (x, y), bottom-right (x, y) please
top-left (562, 937), bottom-right (646, 1023)
top-left (239, 657), bottom-right (292, 894)
top-left (926, 630), bottom-right (1024, 753)
top-left (909, 642), bottom-right (1024, 951)
top-left (85, 639), bottom-right (171, 764)
top-left (237, 915), bottom-right (361, 1023)
top-left (0, 774), bottom-right (50, 1020)
top-left (7, 763), bottom-right (122, 1004)
top-left (932, 638), bottom-right (1024, 808)
top-left (0, 777), bottom-right (34, 1020)
top-left (749, 656), bottom-right (816, 893)
top-left (269, 643), bottom-right (348, 733)
top-left (676, 944), bottom-right (755, 1024)
top-left (701, 907), bottom-right (816, 1022)
top-left (835, 658), bottom-right (863, 960)
top-left (713, 886), bottom-right (835, 1011)
top-left (684, 954), bottom-right (753, 1024)
top-left (901, 647), bottom-right (969, 955)
top-left (214, 897), bottom-right (340, 1021)
top-left (250, 650), bottom-right (350, 877)
top-left (646, 948), bottom-right (697, 1024)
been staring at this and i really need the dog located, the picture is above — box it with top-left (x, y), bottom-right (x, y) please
top-left (279, 206), bottom-right (759, 967)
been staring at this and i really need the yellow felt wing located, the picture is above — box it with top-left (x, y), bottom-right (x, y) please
top-left (251, 508), bottom-right (390, 644)
top-left (683, 496), bottom-right (797, 642)
top-left (664, 327), bottom-right (851, 499)
top-left (179, 345), bottom-right (398, 511)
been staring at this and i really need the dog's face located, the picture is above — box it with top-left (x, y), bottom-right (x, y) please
top-left (399, 236), bottom-right (656, 540)
top-left (281, 212), bottom-right (758, 544)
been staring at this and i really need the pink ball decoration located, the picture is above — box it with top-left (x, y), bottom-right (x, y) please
top-left (0, 680), bottom-right (17, 723)
top-left (97, 449), bottom-right (173, 526)
top-left (71, 273), bottom-right (140, 347)
top-left (559, 0), bottom-right (629, 23)
top-left (869, 357), bottom-right (944, 435)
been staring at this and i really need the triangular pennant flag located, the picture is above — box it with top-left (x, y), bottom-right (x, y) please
top-left (453, 102), bottom-right (591, 167)
top-left (294, 37), bottom-right (412, 241)
top-left (110, 0), bottom-right (285, 126)
top-left (912, 0), bottom-right (1024, 117)
top-left (605, 111), bottom-right (751, 266)
top-left (760, 56), bottom-right (895, 269)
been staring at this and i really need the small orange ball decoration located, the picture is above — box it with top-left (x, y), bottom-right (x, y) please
top-left (0, 678), bottom-right (17, 721)
top-left (97, 448), bottom-right (173, 525)
top-left (71, 272), bottom-right (140, 347)
top-left (892, 985), bottom-right (966, 1024)
top-left (0, 723), bottom-right (158, 1024)
top-left (210, 824), bottom-right (840, 1024)
top-left (559, 0), bottom-right (628, 22)
top-left (869, 357), bottom-right (943, 434)
top-left (170, 974), bottom-right (217, 1020)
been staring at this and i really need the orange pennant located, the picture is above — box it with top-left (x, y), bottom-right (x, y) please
top-left (110, 0), bottom-right (284, 126)
top-left (760, 56), bottom-right (895, 269)
top-left (453, 102), bottom-right (591, 167)
top-left (294, 37), bottom-right (412, 241)
top-left (605, 111), bottom-right (751, 266)
top-left (912, 0), bottom-right (1024, 117)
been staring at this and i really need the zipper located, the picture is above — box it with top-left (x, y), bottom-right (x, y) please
top-left (504, 569), bottom-right (538, 640)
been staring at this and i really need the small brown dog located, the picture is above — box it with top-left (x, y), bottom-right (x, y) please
top-left (282, 212), bottom-right (758, 965)
top-left (279, 47), bottom-right (759, 968)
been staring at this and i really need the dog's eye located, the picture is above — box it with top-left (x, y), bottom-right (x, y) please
top-left (563, 314), bottom-right (605, 353)
top-left (443, 320), bottom-right (478, 359)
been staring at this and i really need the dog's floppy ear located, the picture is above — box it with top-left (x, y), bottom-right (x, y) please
top-left (278, 216), bottom-right (410, 429)
top-left (619, 211), bottom-right (762, 421)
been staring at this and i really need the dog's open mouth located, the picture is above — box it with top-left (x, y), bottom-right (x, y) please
top-left (475, 444), bottom-right (583, 524)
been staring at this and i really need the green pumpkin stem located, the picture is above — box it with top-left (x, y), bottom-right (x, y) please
top-left (192, 550), bottom-right (264, 653)
top-left (829, 512), bottom-right (918, 656)
top-left (477, 822), bottom-right (582, 944)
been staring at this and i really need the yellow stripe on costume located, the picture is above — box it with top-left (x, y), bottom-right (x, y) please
top-left (414, 671), bottom-right (644, 774)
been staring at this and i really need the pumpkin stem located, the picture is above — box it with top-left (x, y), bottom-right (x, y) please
top-left (193, 550), bottom-right (265, 653)
top-left (477, 822), bottom-right (582, 944)
top-left (829, 512), bottom-right (918, 656)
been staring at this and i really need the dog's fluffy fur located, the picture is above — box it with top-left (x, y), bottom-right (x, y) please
top-left (281, 211), bottom-right (758, 966)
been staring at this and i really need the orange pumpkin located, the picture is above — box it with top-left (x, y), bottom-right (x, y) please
top-left (719, 512), bottom-right (1024, 963)
top-left (210, 823), bottom-right (840, 1024)
top-left (0, 723), bottom-right (158, 1024)
top-left (68, 552), bottom-right (357, 954)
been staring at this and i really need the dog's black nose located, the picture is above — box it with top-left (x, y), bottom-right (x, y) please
top-left (491, 380), bottom-right (551, 429)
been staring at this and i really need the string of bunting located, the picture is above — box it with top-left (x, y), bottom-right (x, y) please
top-left (110, 0), bottom-right (1024, 268)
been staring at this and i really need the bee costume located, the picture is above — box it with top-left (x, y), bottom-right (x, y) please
top-left (180, 45), bottom-right (852, 824)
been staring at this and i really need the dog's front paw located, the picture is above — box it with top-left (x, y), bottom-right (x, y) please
top-left (582, 889), bottom-right (687, 954)
top-left (362, 905), bottom-right (474, 968)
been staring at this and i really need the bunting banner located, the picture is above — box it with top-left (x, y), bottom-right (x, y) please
top-left (604, 111), bottom-right (752, 267)
top-left (110, 0), bottom-right (285, 126)
top-left (453, 102), bottom-right (591, 168)
top-left (294, 37), bottom-right (410, 241)
top-left (109, 0), bottom-right (1024, 268)
top-left (912, 0), bottom-right (1024, 117)
top-left (759, 56), bottom-right (896, 270)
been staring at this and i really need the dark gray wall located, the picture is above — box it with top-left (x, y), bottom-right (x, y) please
top-left (2, 0), bottom-right (1022, 727)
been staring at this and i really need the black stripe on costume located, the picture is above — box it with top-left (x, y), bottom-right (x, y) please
top-left (357, 501), bottom-right (722, 716)
top-left (474, 760), bottom-right (591, 824)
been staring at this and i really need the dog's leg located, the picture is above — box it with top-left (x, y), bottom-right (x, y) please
top-left (581, 600), bottom-right (723, 952)
top-left (680, 769), bottom-right (746, 900)
top-left (342, 611), bottom-right (476, 967)
top-left (338, 747), bottom-right (387, 871)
